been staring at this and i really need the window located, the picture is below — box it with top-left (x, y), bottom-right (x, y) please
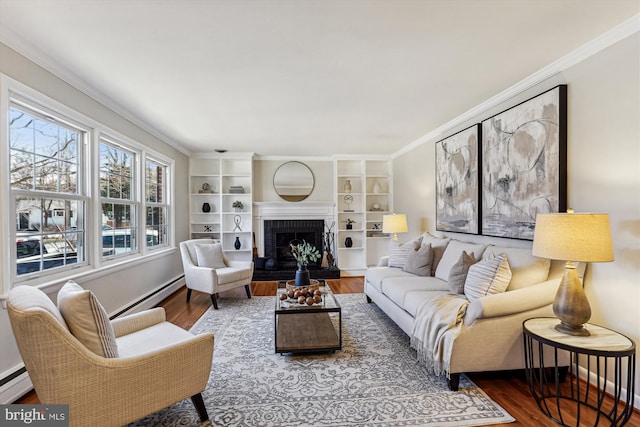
top-left (99, 138), bottom-right (137, 258)
top-left (145, 159), bottom-right (169, 249)
top-left (9, 103), bottom-right (87, 277)
top-left (2, 77), bottom-right (174, 288)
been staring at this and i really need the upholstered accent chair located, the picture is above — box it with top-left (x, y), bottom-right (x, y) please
top-left (179, 238), bottom-right (254, 309)
top-left (7, 284), bottom-right (214, 427)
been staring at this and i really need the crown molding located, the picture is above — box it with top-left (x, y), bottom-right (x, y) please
top-left (392, 14), bottom-right (640, 159)
top-left (0, 27), bottom-right (191, 157)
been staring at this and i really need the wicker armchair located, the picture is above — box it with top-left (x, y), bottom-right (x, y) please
top-left (7, 285), bottom-right (214, 427)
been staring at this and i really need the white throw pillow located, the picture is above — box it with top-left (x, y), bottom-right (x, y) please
top-left (483, 245), bottom-right (550, 290)
top-left (57, 280), bottom-right (119, 358)
top-left (419, 232), bottom-right (451, 275)
top-left (434, 240), bottom-right (487, 281)
top-left (464, 254), bottom-right (512, 301)
top-left (195, 243), bottom-right (226, 269)
top-left (388, 240), bottom-right (420, 268)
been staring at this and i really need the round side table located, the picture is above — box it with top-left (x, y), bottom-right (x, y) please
top-left (523, 317), bottom-right (636, 426)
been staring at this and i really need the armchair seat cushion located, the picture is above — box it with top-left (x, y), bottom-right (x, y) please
top-left (116, 321), bottom-right (199, 358)
top-left (216, 266), bottom-right (253, 284)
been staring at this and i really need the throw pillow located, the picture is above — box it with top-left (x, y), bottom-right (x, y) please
top-left (403, 244), bottom-right (433, 276)
top-left (57, 280), bottom-right (119, 358)
top-left (434, 240), bottom-right (486, 281)
top-left (464, 254), bottom-right (512, 301)
top-left (195, 242), bottom-right (226, 269)
top-left (418, 232), bottom-right (451, 275)
top-left (447, 251), bottom-right (477, 294)
top-left (388, 240), bottom-right (420, 268)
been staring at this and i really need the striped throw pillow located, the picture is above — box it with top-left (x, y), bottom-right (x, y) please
top-left (464, 254), bottom-right (512, 301)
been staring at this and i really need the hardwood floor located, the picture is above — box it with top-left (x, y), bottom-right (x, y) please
top-left (15, 277), bottom-right (639, 427)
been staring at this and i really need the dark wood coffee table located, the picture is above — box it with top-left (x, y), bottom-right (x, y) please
top-left (275, 279), bottom-right (342, 354)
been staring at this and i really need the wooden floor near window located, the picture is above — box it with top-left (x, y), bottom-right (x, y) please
top-left (15, 277), bottom-right (639, 427)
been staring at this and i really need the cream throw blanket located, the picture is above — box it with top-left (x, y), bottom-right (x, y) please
top-left (410, 294), bottom-right (470, 377)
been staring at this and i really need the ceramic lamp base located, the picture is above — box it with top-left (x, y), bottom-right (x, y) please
top-left (552, 261), bottom-right (591, 336)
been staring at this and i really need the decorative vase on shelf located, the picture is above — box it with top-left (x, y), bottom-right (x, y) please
top-left (346, 223), bottom-right (353, 230)
top-left (202, 202), bottom-right (211, 213)
top-left (344, 237), bottom-right (353, 248)
top-left (373, 181), bottom-right (381, 194)
top-left (234, 236), bottom-right (241, 250)
top-left (295, 264), bottom-right (311, 287)
top-left (344, 179), bottom-right (352, 194)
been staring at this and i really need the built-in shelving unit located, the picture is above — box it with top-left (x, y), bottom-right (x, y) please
top-left (334, 157), bottom-right (392, 274)
top-left (189, 154), bottom-right (253, 261)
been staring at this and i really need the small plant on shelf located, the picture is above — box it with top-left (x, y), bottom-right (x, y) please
top-left (232, 200), bottom-right (244, 212)
top-left (344, 218), bottom-right (356, 230)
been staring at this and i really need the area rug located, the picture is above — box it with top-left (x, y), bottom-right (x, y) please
top-left (129, 294), bottom-right (514, 426)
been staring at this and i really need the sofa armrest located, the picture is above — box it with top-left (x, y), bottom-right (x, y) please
top-left (112, 307), bottom-right (166, 338)
top-left (377, 256), bottom-right (389, 267)
top-left (464, 277), bottom-right (561, 326)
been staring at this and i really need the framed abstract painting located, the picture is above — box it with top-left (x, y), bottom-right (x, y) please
top-left (481, 85), bottom-right (567, 240)
top-left (435, 124), bottom-right (481, 234)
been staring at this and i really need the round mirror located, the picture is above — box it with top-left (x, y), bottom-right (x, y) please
top-left (273, 161), bottom-right (315, 202)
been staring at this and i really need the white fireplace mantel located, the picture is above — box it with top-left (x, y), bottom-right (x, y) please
top-left (252, 201), bottom-right (335, 257)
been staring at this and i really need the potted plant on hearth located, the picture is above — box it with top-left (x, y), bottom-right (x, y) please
top-left (344, 218), bottom-right (356, 230)
top-left (290, 240), bottom-right (321, 287)
top-left (232, 200), bottom-right (244, 212)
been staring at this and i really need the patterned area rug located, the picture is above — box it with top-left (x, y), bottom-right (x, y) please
top-left (130, 294), bottom-right (514, 426)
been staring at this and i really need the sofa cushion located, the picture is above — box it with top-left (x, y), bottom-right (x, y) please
top-left (57, 281), bottom-right (119, 358)
top-left (404, 290), bottom-right (450, 317)
top-left (435, 240), bottom-right (487, 281)
top-left (389, 239), bottom-right (421, 268)
top-left (365, 267), bottom-right (416, 293)
top-left (483, 245), bottom-right (550, 290)
top-left (403, 244), bottom-right (433, 276)
top-left (464, 254), bottom-right (512, 301)
top-left (447, 251), bottom-right (477, 294)
top-left (381, 276), bottom-right (449, 309)
top-left (195, 242), bottom-right (226, 269)
top-left (419, 232), bottom-right (451, 275)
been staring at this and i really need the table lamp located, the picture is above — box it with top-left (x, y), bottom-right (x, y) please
top-left (383, 213), bottom-right (408, 242)
top-left (532, 211), bottom-right (614, 336)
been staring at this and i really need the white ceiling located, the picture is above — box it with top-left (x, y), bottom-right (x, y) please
top-left (1, 0), bottom-right (638, 157)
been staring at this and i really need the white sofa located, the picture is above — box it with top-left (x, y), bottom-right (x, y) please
top-left (365, 232), bottom-right (577, 390)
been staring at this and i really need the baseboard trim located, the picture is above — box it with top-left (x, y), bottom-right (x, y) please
top-left (109, 275), bottom-right (185, 319)
top-left (0, 369), bottom-right (32, 404)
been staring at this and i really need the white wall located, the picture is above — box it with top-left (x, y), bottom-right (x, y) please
top-left (0, 43), bottom-right (191, 402)
top-left (393, 33), bottom-right (640, 397)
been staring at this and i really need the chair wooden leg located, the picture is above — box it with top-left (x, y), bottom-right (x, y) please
top-left (245, 284), bottom-right (252, 299)
top-left (190, 393), bottom-right (209, 422)
top-left (210, 294), bottom-right (218, 310)
top-left (186, 288), bottom-right (192, 302)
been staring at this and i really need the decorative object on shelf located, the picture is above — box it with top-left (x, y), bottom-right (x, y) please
top-left (229, 185), bottom-right (245, 194)
top-left (383, 213), bottom-right (408, 241)
top-left (203, 225), bottom-right (212, 232)
top-left (371, 202), bottom-right (382, 211)
top-left (234, 236), bottom-right (242, 250)
top-left (435, 124), bottom-right (480, 235)
top-left (482, 85), bottom-right (567, 240)
top-left (373, 181), bottom-right (381, 194)
top-left (233, 215), bottom-right (242, 231)
top-left (344, 218), bottom-right (355, 230)
top-left (344, 179), bottom-right (352, 194)
top-left (343, 195), bottom-right (354, 212)
top-left (532, 210), bottom-right (614, 336)
top-left (290, 240), bottom-right (321, 287)
top-left (233, 200), bottom-right (244, 212)
top-left (202, 202), bottom-right (211, 213)
top-left (344, 237), bottom-right (353, 248)
top-left (373, 223), bottom-right (381, 230)
top-left (273, 161), bottom-right (315, 202)
top-left (199, 182), bottom-right (214, 193)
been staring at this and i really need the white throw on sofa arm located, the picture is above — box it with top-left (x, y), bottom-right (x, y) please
top-left (464, 277), bottom-right (562, 326)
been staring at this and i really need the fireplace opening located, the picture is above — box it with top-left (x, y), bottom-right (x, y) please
top-left (264, 220), bottom-right (324, 269)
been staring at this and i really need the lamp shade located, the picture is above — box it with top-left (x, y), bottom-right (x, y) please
top-left (382, 214), bottom-right (408, 234)
top-left (532, 213), bottom-right (614, 262)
